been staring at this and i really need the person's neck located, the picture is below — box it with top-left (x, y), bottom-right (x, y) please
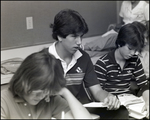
top-left (115, 49), bottom-right (125, 63)
top-left (55, 42), bottom-right (73, 63)
top-left (115, 49), bottom-right (126, 70)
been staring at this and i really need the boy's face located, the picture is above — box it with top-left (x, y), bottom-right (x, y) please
top-left (119, 44), bottom-right (138, 60)
top-left (61, 33), bottom-right (83, 54)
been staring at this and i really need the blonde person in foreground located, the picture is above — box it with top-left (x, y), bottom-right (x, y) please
top-left (1, 48), bottom-right (92, 119)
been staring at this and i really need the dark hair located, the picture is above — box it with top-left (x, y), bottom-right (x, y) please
top-left (132, 21), bottom-right (146, 32)
top-left (132, 21), bottom-right (148, 39)
top-left (115, 22), bottom-right (145, 52)
top-left (9, 48), bottom-right (66, 98)
top-left (50, 9), bottom-right (88, 40)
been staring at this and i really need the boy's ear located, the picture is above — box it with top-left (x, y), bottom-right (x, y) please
top-left (57, 36), bottom-right (62, 42)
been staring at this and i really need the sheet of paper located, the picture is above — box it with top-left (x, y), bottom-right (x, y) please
top-left (128, 102), bottom-right (147, 119)
top-left (128, 102), bottom-right (146, 114)
top-left (117, 93), bottom-right (144, 106)
top-left (117, 94), bottom-right (147, 119)
top-left (83, 102), bottom-right (107, 108)
top-left (1, 74), bottom-right (13, 85)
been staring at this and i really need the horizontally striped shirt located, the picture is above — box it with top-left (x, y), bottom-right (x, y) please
top-left (94, 50), bottom-right (148, 95)
top-left (49, 43), bottom-right (99, 103)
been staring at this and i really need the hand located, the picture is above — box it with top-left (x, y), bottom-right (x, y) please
top-left (142, 102), bottom-right (149, 119)
top-left (103, 93), bottom-right (121, 110)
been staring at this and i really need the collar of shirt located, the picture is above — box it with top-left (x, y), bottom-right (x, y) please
top-left (48, 42), bottom-right (83, 75)
top-left (126, 1), bottom-right (143, 10)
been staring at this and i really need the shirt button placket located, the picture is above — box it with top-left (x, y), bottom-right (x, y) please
top-left (24, 103), bottom-right (32, 118)
top-left (28, 113), bottom-right (32, 117)
top-left (24, 103), bottom-right (27, 106)
top-left (118, 67), bottom-right (121, 74)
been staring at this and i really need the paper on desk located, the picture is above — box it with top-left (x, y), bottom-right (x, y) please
top-left (83, 102), bottom-right (107, 108)
top-left (128, 102), bottom-right (147, 119)
top-left (117, 93), bottom-right (144, 106)
top-left (1, 74), bottom-right (13, 85)
top-left (117, 94), bottom-right (147, 119)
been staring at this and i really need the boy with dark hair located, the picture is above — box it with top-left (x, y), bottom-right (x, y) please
top-left (95, 22), bottom-right (149, 119)
top-left (48, 9), bottom-right (129, 119)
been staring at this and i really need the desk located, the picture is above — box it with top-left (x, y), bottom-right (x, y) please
top-left (1, 74), bottom-right (13, 85)
top-left (87, 105), bottom-right (129, 119)
top-left (1, 43), bottom-right (53, 85)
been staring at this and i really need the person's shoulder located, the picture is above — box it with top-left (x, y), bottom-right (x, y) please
top-left (79, 49), bottom-right (90, 58)
top-left (1, 88), bottom-right (13, 99)
top-left (139, 1), bottom-right (149, 7)
top-left (1, 88), bottom-right (9, 94)
top-left (145, 1), bottom-right (149, 8)
top-left (100, 50), bottom-right (113, 60)
top-left (95, 51), bottom-right (112, 65)
top-left (141, 1), bottom-right (149, 4)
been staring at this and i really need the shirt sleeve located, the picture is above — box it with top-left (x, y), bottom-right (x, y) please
top-left (140, 51), bottom-right (149, 78)
top-left (1, 96), bottom-right (9, 119)
top-left (83, 54), bottom-right (100, 88)
top-left (133, 57), bottom-right (149, 94)
top-left (51, 96), bottom-right (70, 119)
top-left (94, 58), bottom-right (107, 89)
top-left (144, 4), bottom-right (149, 21)
top-left (119, 1), bottom-right (125, 18)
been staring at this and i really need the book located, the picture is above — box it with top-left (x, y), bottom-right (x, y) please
top-left (117, 94), bottom-right (147, 119)
top-left (83, 94), bottom-right (147, 119)
top-left (83, 102), bottom-right (107, 108)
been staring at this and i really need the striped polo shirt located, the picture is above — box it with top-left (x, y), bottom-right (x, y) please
top-left (94, 50), bottom-right (148, 95)
top-left (49, 42), bottom-right (99, 103)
